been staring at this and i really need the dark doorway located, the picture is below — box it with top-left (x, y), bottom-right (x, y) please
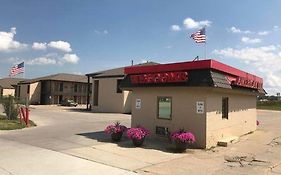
top-left (59, 95), bottom-right (63, 104)
top-left (93, 80), bottom-right (99, 106)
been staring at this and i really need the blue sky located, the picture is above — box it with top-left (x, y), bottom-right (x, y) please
top-left (0, 0), bottom-right (281, 94)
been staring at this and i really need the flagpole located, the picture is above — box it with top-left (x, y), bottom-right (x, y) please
top-left (23, 61), bottom-right (25, 79)
top-left (204, 26), bottom-right (207, 59)
top-left (204, 40), bottom-right (207, 59)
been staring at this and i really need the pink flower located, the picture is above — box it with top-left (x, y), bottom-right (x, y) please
top-left (256, 120), bottom-right (260, 126)
top-left (127, 126), bottom-right (149, 141)
top-left (170, 129), bottom-right (196, 143)
top-left (104, 122), bottom-right (127, 135)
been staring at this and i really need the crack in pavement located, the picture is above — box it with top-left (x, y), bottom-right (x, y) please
top-left (0, 166), bottom-right (14, 175)
top-left (268, 162), bottom-right (281, 174)
top-left (268, 136), bottom-right (281, 147)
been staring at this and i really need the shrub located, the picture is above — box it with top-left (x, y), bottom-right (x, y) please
top-left (0, 95), bottom-right (19, 120)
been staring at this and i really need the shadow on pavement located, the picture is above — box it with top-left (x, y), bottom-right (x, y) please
top-left (77, 131), bottom-right (195, 153)
top-left (77, 131), bottom-right (112, 143)
top-left (63, 107), bottom-right (94, 113)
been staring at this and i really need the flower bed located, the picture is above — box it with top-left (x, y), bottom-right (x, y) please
top-left (104, 122), bottom-right (127, 142)
top-left (170, 129), bottom-right (196, 152)
top-left (127, 126), bottom-right (149, 147)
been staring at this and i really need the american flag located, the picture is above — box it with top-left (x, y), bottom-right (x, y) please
top-left (190, 27), bottom-right (206, 43)
top-left (10, 62), bottom-right (24, 76)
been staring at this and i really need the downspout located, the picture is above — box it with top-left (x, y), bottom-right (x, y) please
top-left (86, 75), bottom-right (90, 110)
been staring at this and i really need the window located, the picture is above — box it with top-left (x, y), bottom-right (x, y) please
top-left (222, 97), bottom-right (229, 119)
top-left (93, 80), bottom-right (99, 106)
top-left (54, 82), bottom-right (59, 92)
top-left (156, 126), bottom-right (169, 136)
top-left (157, 97), bottom-right (172, 119)
top-left (78, 84), bottom-right (82, 93)
top-left (74, 84), bottom-right (78, 92)
top-left (116, 79), bottom-right (122, 93)
top-left (83, 85), bottom-right (87, 93)
top-left (59, 83), bottom-right (63, 92)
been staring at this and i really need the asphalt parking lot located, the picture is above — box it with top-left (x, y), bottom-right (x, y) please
top-left (0, 106), bottom-right (281, 175)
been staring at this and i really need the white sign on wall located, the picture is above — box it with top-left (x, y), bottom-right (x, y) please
top-left (136, 99), bottom-right (141, 109)
top-left (196, 101), bottom-right (204, 114)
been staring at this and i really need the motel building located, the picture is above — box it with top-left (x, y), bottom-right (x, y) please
top-left (17, 73), bottom-right (91, 105)
top-left (0, 78), bottom-right (25, 98)
top-left (120, 59), bottom-right (264, 148)
top-left (86, 62), bottom-right (158, 113)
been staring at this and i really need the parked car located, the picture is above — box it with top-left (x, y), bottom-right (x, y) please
top-left (60, 99), bottom-right (78, 107)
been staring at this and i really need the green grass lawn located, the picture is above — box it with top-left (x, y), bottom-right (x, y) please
top-left (0, 114), bottom-right (36, 130)
top-left (257, 101), bottom-right (281, 111)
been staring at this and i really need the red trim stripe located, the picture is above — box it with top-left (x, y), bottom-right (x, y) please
top-left (124, 59), bottom-right (263, 84)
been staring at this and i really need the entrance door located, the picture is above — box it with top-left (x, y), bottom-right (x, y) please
top-left (93, 80), bottom-right (99, 106)
top-left (59, 95), bottom-right (63, 104)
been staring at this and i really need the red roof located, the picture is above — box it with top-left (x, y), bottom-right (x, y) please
top-left (124, 59), bottom-right (263, 84)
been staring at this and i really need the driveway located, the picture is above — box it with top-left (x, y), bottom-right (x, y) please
top-left (0, 105), bottom-right (131, 151)
top-left (0, 105), bottom-right (134, 175)
top-left (1, 107), bottom-right (281, 175)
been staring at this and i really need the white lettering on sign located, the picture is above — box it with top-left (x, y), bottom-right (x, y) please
top-left (136, 99), bottom-right (141, 109)
top-left (196, 101), bottom-right (204, 114)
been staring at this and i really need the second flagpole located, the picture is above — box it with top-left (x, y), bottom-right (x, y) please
top-left (204, 26), bottom-right (207, 59)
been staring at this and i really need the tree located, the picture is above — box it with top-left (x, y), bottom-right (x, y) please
top-left (0, 95), bottom-right (19, 120)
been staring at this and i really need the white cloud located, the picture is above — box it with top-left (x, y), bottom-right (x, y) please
top-left (165, 45), bottom-right (173, 49)
top-left (94, 30), bottom-right (109, 35)
top-left (170, 25), bottom-right (181, 31)
top-left (62, 54), bottom-right (79, 64)
top-left (7, 57), bottom-right (21, 63)
top-left (73, 72), bottom-right (83, 75)
top-left (26, 57), bottom-right (57, 65)
top-left (48, 40), bottom-right (72, 52)
top-left (183, 18), bottom-right (211, 29)
top-left (24, 53), bottom-right (79, 66)
top-left (32, 42), bottom-right (47, 50)
top-left (241, 37), bottom-right (261, 44)
top-left (258, 31), bottom-right (270, 36)
top-left (229, 26), bottom-right (251, 34)
top-left (213, 45), bottom-right (281, 94)
top-left (0, 27), bottom-right (27, 52)
top-left (139, 59), bottom-right (150, 64)
top-left (273, 26), bottom-right (280, 31)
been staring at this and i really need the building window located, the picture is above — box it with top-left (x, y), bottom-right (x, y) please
top-left (74, 84), bottom-right (78, 92)
top-left (27, 85), bottom-right (30, 94)
top-left (59, 83), bottom-right (63, 92)
top-left (82, 85), bottom-right (86, 93)
top-left (116, 79), bottom-right (122, 93)
top-left (93, 80), bottom-right (99, 106)
top-left (222, 97), bottom-right (229, 119)
top-left (78, 84), bottom-right (82, 93)
top-left (157, 97), bottom-right (172, 119)
top-left (54, 82), bottom-right (59, 92)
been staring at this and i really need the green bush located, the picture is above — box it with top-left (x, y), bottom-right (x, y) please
top-left (0, 95), bottom-right (19, 120)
